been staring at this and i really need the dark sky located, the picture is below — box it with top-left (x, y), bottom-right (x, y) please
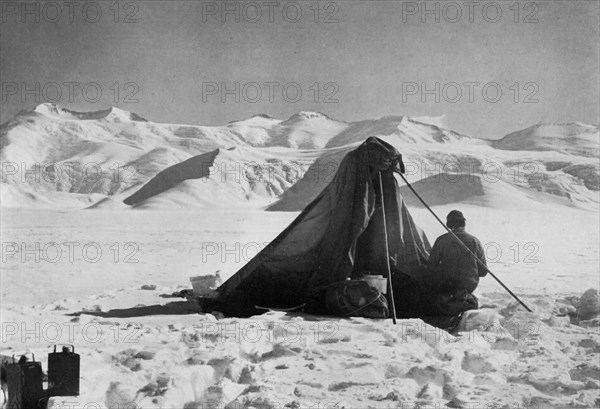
top-left (1, 0), bottom-right (598, 138)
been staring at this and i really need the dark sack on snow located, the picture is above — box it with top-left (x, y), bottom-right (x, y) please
top-left (325, 280), bottom-right (389, 318)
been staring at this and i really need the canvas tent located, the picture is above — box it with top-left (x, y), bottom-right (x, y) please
top-left (214, 137), bottom-right (432, 317)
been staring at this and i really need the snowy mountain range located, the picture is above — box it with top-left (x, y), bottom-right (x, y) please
top-left (1, 103), bottom-right (598, 210)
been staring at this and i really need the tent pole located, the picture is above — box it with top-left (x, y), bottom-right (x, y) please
top-left (395, 171), bottom-right (533, 313)
top-left (378, 172), bottom-right (398, 324)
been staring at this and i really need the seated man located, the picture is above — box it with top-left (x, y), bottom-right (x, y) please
top-left (427, 210), bottom-right (487, 295)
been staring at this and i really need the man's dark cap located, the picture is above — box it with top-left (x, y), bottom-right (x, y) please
top-left (447, 210), bottom-right (466, 227)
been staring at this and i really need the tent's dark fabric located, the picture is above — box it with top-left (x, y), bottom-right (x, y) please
top-left (215, 137), bottom-right (431, 317)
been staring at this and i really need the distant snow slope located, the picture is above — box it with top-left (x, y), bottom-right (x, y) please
top-left (1, 103), bottom-right (598, 210)
top-left (229, 111), bottom-right (348, 149)
top-left (493, 123), bottom-right (599, 157)
top-left (270, 121), bottom-right (599, 211)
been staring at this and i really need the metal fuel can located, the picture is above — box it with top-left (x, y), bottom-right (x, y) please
top-left (47, 345), bottom-right (80, 397)
top-left (6, 354), bottom-right (45, 409)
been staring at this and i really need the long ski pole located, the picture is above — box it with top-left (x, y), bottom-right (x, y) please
top-left (395, 171), bottom-right (533, 313)
top-left (378, 172), bottom-right (398, 324)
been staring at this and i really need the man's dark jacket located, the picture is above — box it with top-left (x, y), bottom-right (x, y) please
top-left (426, 228), bottom-right (487, 293)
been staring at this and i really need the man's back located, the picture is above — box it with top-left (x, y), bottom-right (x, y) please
top-left (427, 228), bottom-right (487, 293)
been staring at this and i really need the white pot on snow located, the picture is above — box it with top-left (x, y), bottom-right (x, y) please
top-left (189, 274), bottom-right (221, 298)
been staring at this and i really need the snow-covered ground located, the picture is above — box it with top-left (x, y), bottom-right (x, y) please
top-left (1, 204), bottom-right (599, 408)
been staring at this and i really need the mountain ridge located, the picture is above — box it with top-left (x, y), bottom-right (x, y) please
top-left (1, 104), bottom-right (597, 210)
